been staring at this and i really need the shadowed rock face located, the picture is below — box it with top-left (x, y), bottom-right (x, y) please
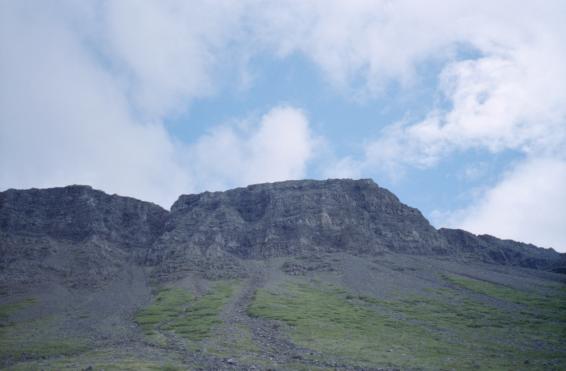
top-left (148, 179), bottom-right (448, 266)
top-left (439, 228), bottom-right (563, 271)
top-left (0, 185), bottom-right (168, 286)
top-left (0, 185), bottom-right (168, 249)
top-left (0, 179), bottom-right (563, 286)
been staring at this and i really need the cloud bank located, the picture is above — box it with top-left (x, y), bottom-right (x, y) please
top-left (185, 106), bottom-right (317, 192)
top-left (0, 2), bottom-right (315, 206)
top-left (456, 158), bottom-right (566, 250)
top-left (282, 0), bottom-right (566, 250)
top-left (1, 1), bottom-right (565, 250)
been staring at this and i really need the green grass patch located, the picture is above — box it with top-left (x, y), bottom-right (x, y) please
top-left (248, 280), bottom-right (566, 370)
top-left (248, 282), bottom-right (452, 368)
top-left (0, 298), bottom-right (36, 324)
top-left (445, 274), bottom-right (539, 303)
top-left (1, 339), bottom-right (88, 360)
top-left (371, 294), bottom-right (516, 330)
top-left (9, 348), bottom-right (185, 371)
top-left (90, 361), bottom-right (184, 371)
top-left (1, 298), bottom-right (89, 363)
top-left (229, 323), bottom-right (260, 353)
top-left (206, 322), bottom-right (266, 367)
top-left (164, 282), bottom-right (234, 341)
top-left (135, 282), bottom-right (236, 343)
top-left (443, 273), bottom-right (566, 321)
top-left (135, 288), bottom-right (193, 336)
top-left (1, 319), bottom-right (87, 361)
top-left (211, 322), bottom-right (259, 354)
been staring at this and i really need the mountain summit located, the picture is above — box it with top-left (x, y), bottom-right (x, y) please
top-left (1, 179), bottom-right (565, 369)
top-left (1, 179), bottom-right (561, 285)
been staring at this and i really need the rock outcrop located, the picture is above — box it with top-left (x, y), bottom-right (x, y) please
top-left (146, 179), bottom-right (448, 276)
top-left (439, 228), bottom-right (563, 271)
top-left (0, 185), bottom-right (168, 249)
top-left (0, 179), bottom-right (563, 287)
top-left (0, 185), bottom-right (167, 286)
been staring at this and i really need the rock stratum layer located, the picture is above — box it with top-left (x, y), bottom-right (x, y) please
top-left (0, 179), bottom-right (563, 286)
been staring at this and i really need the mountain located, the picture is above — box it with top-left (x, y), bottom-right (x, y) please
top-left (2, 179), bottom-right (561, 285)
top-left (147, 179), bottom-right (449, 280)
top-left (0, 185), bottom-right (167, 288)
top-left (1, 179), bottom-right (565, 370)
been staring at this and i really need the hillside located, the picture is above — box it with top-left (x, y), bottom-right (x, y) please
top-left (0, 179), bottom-right (565, 370)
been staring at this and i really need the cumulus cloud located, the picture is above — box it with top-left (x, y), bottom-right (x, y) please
top-left (0, 2), bottom-right (314, 207)
top-left (185, 106), bottom-right (317, 191)
top-left (296, 1), bottom-right (566, 249)
top-left (0, 1), bottom-right (192, 207)
top-left (447, 158), bottom-right (566, 251)
top-left (101, 0), bottom-right (246, 118)
top-left (361, 49), bottom-right (566, 171)
top-left (1, 0), bottom-right (565, 248)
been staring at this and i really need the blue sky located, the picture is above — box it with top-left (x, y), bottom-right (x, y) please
top-left (172, 52), bottom-right (515, 216)
top-left (1, 1), bottom-right (565, 251)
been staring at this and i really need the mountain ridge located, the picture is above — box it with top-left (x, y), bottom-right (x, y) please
top-left (1, 179), bottom-right (563, 285)
top-left (1, 179), bottom-right (565, 370)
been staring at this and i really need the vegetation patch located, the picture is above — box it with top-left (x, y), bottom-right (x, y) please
top-left (1, 339), bottom-right (87, 361)
top-left (206, 322), bottom-right (266, 367)
top-left (211, 323), bottom-right (259, 354)
top-left (248, 282), bottom-right (447, 368)
top-left (438, 273), bottom-right (566, 353)
top-left (135, 288), bottom-right (193, 337)
top-left (165, 282), bottom-right (234, 341)
top-left (9, 348), bottom-right (185, 371)
top-left (0, 298), bottom-right (36, 324)
top-left (0, 299), bottom-right (88, 363)
top-left (444, 273), bottom-right (566, 316)
top-left (135, 282), bottom-right (236, 343)
top-left (248, 280), bottom-right (566, 370)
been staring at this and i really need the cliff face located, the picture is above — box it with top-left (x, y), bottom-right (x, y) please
top-left (0, 179), bottom-right (562, 286)
top-left (0, 185), bottom-right (168, 286)
top-left (2, 180), bottom-right (564, 370)
top-left (438, 228), bottom-right (562, 271)
top-left (0, 185), bottom-right (168, 249)
top-left (147, 179), bottom-right (447, 272)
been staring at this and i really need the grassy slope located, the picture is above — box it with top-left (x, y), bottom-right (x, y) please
top-left (3, 257), bottom-right (565, 370)
top-left (248, 275), bottom-right (566, 370)
top-left (0, 298), bottom-right (88, 362)
top-left (2, 283), bottom-right (236, 370)
top-left (135, 282), bottom-right (235, 342)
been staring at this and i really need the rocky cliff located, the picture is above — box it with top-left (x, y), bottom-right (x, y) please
top-left (0, 185), bottom-right (168, 286)
top-left (0, 185), bottom-right (168, 248)
top-left (146, 179), bottom-right (450, 277)
top-left (0, 179), bottom-right (563, 287)
top-left (439, 228), bottom-right (563, 271)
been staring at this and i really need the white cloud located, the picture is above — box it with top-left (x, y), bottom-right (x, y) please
top-left (447, 158), bottom-right (566, 251)
top-left (292, 1), bottom-right (566, 248)
top-left (1, 0), bottom-right (565, 249)
top-left (0, 1), bottom-right (192, 207)
top-left (0, 2), bottom-right (316, 207)
top-left (185, 106), bottom-right (317, 191)
top-left (314, 1), bottom-right (566, 168)
top-left (101, 0), bottom-right (246, 118)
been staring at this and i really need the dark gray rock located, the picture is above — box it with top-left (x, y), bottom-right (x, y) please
top-left (146, 179), bottom-right (449, 276)
top-left (0, 185), bottom-right (168, 249)
top-left (438, 228), bottom-right (562, 270)
top-left (281, 257), bottom-right (334, 276)
top-left (0, 185), bottom-right (168, 287)
top-left (0, 179), bottom-right (563, 288)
